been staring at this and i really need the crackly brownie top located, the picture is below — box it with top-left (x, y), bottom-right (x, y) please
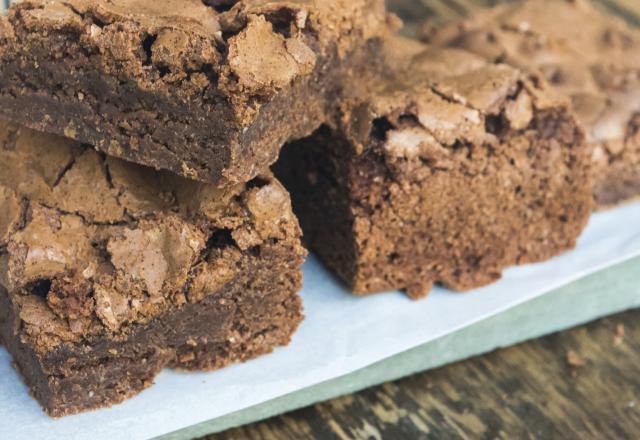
top-left (0, 120), bottom-right (303, 353)
top-left (337, 35), bottom-right (570, 164)
top-left (0, 0), bottom-right (386, 121)
top-left (427, 0), bottom-right (640, 151)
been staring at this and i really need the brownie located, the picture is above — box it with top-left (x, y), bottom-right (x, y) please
top-left (0, 0), bottom-right (386, 184)
top-left (0, 120), bottom-right (306, 416)
top-left (275, 36), bottom-right (592, 298)
top-left (428, 0), bottom-right (640, 208)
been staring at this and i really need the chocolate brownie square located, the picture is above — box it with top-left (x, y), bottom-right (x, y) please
top-left (0, 0), bottom-right (386, 184)
top-left (0, 120), bottom-right (306, 416)
top-left (275, 37), bottom-right (592, 298)
top-left (430, 0), bottom-right (640, 207)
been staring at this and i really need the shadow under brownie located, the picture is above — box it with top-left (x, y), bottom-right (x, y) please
top-left (0, 120), bottom-right (306, 416)
top-left (427, 0), bottom-right (640, 208)
top-left (0, 0), bottom-right (386, 184)
top-left (275, 36), bottom-right (592, 298)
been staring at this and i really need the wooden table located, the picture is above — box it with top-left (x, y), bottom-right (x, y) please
top-left (208, 1), bottom-right (640, 438)
top-left (210, 309), bottom-right (639, 439)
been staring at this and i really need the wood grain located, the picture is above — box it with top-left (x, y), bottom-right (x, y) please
top-left (206, 1), bottom-right (640, 438)
top-left (208, 309), bottom-right (640, 439)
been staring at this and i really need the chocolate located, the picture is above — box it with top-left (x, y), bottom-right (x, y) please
top-left (0, 120), bottom-right (307, 416)
top-left (275, 36), bottom-right (592, 298)
top-left (0, 0), bottom-right (386, 184)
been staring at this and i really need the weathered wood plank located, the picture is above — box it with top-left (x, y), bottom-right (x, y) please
top-left (208, 309), bottom-right (640, 439)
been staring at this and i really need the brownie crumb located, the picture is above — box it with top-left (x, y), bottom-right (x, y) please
top-left (613, 323), bottom-right (626, 346)
top-left (566, 350), bottom-right (587, 368)
top-left (47, 271), bottom-right (94, 320)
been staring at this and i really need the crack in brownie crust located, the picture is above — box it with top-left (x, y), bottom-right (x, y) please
top-left (0, 120), bottom-right (307, 416)
top-left (0, 0), bottom-right (386, 184)
top-left (275, 37), bottom-right (592, 298)
top-left (427, 0), bottom-right (640, 208)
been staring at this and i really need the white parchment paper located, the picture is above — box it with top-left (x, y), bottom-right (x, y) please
top-left (1, 201), bottom-right (640, 440)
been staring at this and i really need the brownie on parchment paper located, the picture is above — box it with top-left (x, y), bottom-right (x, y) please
top-left (0, 0), bottom-right (386, 185)
top-left (0, 120), bottom-right (306, 416)
top-left (275, 36), bottom-right (592, 298)
top-left (428, 0), bottom-right (640, 208)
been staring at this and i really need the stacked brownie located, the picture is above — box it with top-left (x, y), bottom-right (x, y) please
top-left (429, 0), bottom-right (640, 207)
top-left (0, 0), bottom-right (386, 184)
top-left (0, 121), bottom-right (307, 415)
top-left (0, 0), bottom-right (387, 416)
